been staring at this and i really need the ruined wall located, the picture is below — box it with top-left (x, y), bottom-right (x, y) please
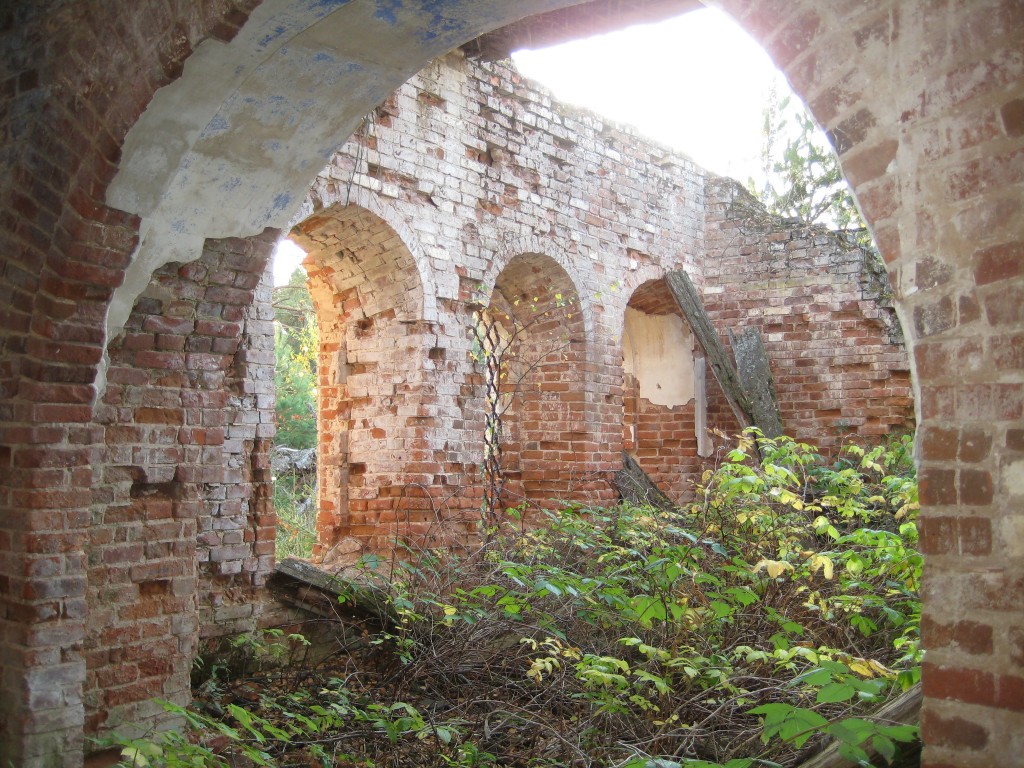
top-left (703, 177), bottom-right (915, 452)
top-left (291, 51), bottom-right (708, 553)
top-left (287, 53), bottom-right (914, 533)
top-left (88, 232), bottom-right (280, 734)
top-left (4, 2), bottom-right (1020, 765)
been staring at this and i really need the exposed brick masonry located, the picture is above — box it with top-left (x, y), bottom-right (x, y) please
top-left (2, 2), bottom-right (1021, 765)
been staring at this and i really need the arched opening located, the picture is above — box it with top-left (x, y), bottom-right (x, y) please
top-left (621, 277), bottom-right (710, 501)
top-left (289, 203), bottom-right (435, 561)
top-left (477, 253), bottom-right (588, 519)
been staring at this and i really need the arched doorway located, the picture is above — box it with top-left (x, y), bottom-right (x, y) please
top-left (476, 252), bottom-right (589, 519)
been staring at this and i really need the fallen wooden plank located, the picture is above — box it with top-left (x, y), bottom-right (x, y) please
top-left (270, 557), bottom-right (397, 625)
top-left (798, 683), bottom-right (922, 768)
top-left (729, 326), bottom-right (784, 439)
top-left (614, 451), bottom-right (679, 513)
top-left (665, 270), bottom-right (752, 428)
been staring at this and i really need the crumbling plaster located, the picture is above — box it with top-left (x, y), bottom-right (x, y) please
top-left (103, 0), bottom-right (582, 360)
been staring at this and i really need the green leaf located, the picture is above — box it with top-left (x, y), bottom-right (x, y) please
top-left (872, 734), bottom-right (896, 763)
top-left (816, 682), bottom-right (856, 703)
top-left (878, 724), bottom-right (919, 743)
top-left (825, 717), bottom-right (875, 746)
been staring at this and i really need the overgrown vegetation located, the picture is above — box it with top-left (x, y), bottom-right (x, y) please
top-left (274, 267), bottom-right (318, 451)
top-left (273, 266), bottom-right (319, 559)
top-left (103, 432), bottom-right (921, 768)
top-left (273, 470), bottom-right (317, 560)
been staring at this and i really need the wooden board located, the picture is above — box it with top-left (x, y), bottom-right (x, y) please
top-left (729, 326), bottom-right (784, 439)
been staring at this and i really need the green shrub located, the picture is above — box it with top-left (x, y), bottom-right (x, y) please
top-left (101, 431), bottom-right (920, 767)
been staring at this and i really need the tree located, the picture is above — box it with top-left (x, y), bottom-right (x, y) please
top-left (752, 81), bottom-right (871, 246)
top-left (273, 268), bottom-right (318, 450)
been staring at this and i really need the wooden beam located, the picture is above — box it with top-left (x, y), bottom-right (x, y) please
top-left (798, 684), bottom-right (921, 768)
top-left (729, 326), bottom-right (784, 439)
top-left (270, 557), bottom-right (397, 624)
top-left (665, 270), bottom-right (752, 428)
top-left (614, 452), bottom-right (679, 513)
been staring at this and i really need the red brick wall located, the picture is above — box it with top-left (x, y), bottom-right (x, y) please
top-left (296, 204), bottom-right (484, 557)
top-left (622, 375), bottom-right (700, 500)
top-left (90, 231), bottom-right (278, 736)
top-left (703, 177), bottom-right (915, 455)
top-left (0, 1), bottom-right (263, 764)
top-left (486, 253), bottom-right (601, 516)
top-left (621, 280), bottom-right (708, 500)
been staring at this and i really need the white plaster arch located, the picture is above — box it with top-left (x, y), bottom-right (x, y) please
top-left (102, 0), bottom-right (583, 376)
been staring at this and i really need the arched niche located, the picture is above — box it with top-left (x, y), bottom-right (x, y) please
top-left (478, 252), bottom-right (590, 516)
top-left (621, 277), bottom-right (709, 501)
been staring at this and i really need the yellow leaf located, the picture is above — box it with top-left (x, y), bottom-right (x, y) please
top-left (443, 605), bottom-right (457, 616)
top-left (809, 554), bottom-right (835, 580)
top-left (848, 661), bottom-right (874, 677)
top-left (120, 748), bottom-right (150, 767)
top-left (752, 559), bottom-right (794, 579)
top-left (867, 658), bottom-right (893, 677)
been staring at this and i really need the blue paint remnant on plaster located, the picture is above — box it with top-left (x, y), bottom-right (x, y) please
top-left (171, 219), bottom-right (187, 233)
top-left (417, 1), bottom-right (469, 44)
top-left (373, 0), bottom-right (468, 44)
top-left (259, 24), bottom-right (289, 48)
top-left (200, 115), bottom-right (230, 138)
top-left (221, 177), bottom-right (242, 192)
top-left (313, 51), bottom-right (335, 63)
top-left (375, 0), bottom-right (402, 25)
top-left (272, 192), bottom-right (293, 211)
top-left (309, 0), bottom-right (354, 16)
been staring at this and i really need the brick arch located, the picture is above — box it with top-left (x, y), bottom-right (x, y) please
top-left (295, 184), bottom-right (440, 322)
top-left (290, 203), bottom-right (438, 557)
top-left (483, 252), bottom-right (606, 512)
top-left (482, 233), bottom-right (600, 362)
top-left (2, 2), bottom-right (1023, 765)
top-left (620, 277), bottom-right (708, 500)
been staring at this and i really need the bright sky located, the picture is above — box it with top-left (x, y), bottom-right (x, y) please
top-left (512, 7), bottom-right (783, 184)
top-left (273, 7), bottom-right (787, 286)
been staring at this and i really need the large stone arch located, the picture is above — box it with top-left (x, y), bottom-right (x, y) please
top-left (2, 2), bottom-right (1022, 766)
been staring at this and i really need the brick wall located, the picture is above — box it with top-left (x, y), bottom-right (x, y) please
top-left (88, 231), bottom-right (278, 737)
top-left (702, 176), bottom-right (915, 454)
top-left (2, 2), bottom-right (1021, 765)
top-left (0, 1), bottom-right (263, 763)
top-left (290, 52), bottom-right (708, 549)
top-left (283, 52), bottom-right (915, 551)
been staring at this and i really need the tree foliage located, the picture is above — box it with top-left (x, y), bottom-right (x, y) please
top-left (273, 268), bottom-right (318, 450)
top-left (752, 82), bottom-right (871, 245)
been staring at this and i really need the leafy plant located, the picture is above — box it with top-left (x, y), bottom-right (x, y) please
top-left (751, 80), bottom-right (871, 247)
top-left (273, 268), bottom-right (318, 451)
top-left (100, 431), bottom-right (919, 767)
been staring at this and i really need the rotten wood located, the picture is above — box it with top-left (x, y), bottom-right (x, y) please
top-left (798, 683), bottom-right (922, 768)
top-left (614, 452), bottom-right (679, 513)
top-left (269, 557), bottom-right (396, 625)
top-left (665, 270), bottom-right (752, 428)
top-left (729, 326), bottom-right (784, 439)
